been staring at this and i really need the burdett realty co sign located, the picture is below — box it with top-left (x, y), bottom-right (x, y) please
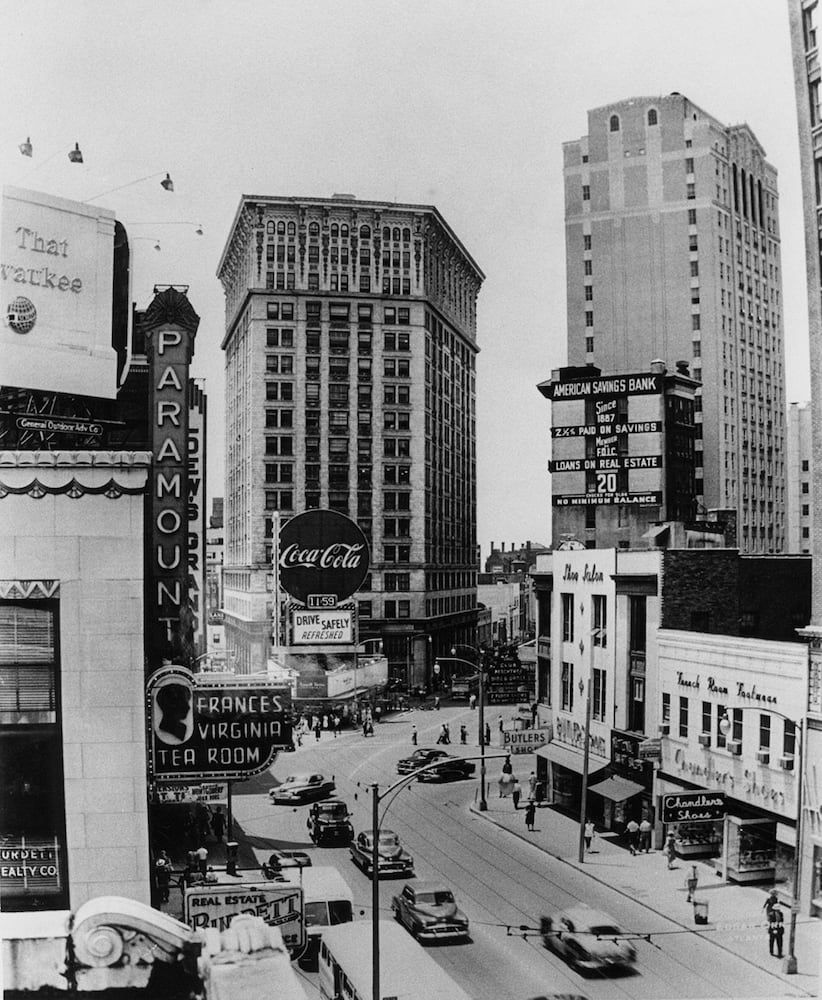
top-left (279, 509), bottom-right (370, 605)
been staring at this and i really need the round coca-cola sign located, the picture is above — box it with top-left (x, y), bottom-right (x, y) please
top-left (279, 509), bottom-right (370, 604)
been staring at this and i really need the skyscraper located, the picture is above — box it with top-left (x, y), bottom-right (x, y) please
top-left (563, 94), bottom-right (787, 553)
top-left (218, 195), bottom-right (483, 677)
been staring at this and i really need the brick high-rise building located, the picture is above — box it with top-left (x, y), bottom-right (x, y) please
top-left (563, 94), bottom-right (788, 553)
top-left (217, 195), bottom-right (483, 677)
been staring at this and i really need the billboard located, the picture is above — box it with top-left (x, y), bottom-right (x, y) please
top-left (279, 509), bottom-right (370, 604)
top-left (1, 186), bottom-right (118, 397)
top-left (291, 608), bottom-right (354, 645)
top-left (184, 881), bottom-right (304, 956)
top-left (146, 665), bottom-right (292, 780)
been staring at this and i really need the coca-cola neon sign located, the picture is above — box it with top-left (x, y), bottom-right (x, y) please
top-left (279, 509), bottom-right (370, 604)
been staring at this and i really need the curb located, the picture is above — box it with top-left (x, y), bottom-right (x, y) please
top-left (468, 804), bottom-right (808, 991)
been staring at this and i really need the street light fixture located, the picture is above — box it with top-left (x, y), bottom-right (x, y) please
top-left (84, 171), bottom-right (175, 203)
top-left (364, 751), bottom-right (506, 1000)
top-left (718, 709), bottom-right (805, 974)
top-left (450, 642), bottom-right (488, 811)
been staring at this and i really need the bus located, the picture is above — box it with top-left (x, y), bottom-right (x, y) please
top-left (318, 920), bottom-right (473, 1000)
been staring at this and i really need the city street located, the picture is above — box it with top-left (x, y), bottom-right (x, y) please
top-left (229, 705), bottom-right (814, 1000)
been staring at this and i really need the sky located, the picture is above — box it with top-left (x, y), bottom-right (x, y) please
top-left (1, 0), bottom-right (809, 558)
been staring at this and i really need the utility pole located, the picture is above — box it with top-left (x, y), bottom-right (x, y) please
top-left (371, 782), bottom-right (380, 1000)
top-left (577, 636), bottom-right (593, 864)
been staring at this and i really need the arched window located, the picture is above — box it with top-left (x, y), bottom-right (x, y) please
top-left (402, 227), bottom-right (411, 242)
top-left (309, 222), bottom-right (320, 236)
top-left (647, 109), bottom-right (658, 126)
top-left (266, 221), bottom-right (275, 234)
top-left (360, 225), bottom-right (371, 240)
top-left (383, 226), bottom-right (390, 241)
top-left (277, 221), bottom-right (285, 235)
top-left (331, 224), bottom-right (339, 238)
top-left (341, 224), bottom-right (349, 238)
top-left (392, 227), bottom-right (401, 242)
top-left (609, 114), bottom-right (620, 132)
top-left (286, 221), bottom-right (295, 236)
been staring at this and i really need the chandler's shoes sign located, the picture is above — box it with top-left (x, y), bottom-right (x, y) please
top-left (147, 665), bottom-right (292, 781)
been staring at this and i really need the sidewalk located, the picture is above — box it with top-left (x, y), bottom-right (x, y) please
top-left (471, 780), bottom-right (819, 996)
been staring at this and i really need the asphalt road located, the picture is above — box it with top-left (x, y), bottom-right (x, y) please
top-left (231, 709), bottom-right (804, 1000)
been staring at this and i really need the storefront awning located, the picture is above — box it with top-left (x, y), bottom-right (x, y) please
top-left (588, 775), bottom-right (645, 802)
top-left (535, 742), bottom-right (608, 777)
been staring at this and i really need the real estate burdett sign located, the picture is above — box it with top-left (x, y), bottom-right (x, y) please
top-left (279, 509), bottom-right (370, 605)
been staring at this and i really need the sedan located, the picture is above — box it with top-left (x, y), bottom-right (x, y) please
top-left (350, 830), bottom-right (414, 878)
top-left (269, 773), bottom-right (336, 804)
top-left (417, 755), bottom-right (476, 782)
top-left (541, 906), bottom-right (636, 975)
top-left (391, 881), bottom-right (470, 943)
top-left (396, 748), bottom-right (450, 775)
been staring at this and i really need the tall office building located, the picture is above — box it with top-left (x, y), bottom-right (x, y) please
top-left (563, 94), bottom-right (788, 553)
top-left (218, 195), bottom-right (483, 676)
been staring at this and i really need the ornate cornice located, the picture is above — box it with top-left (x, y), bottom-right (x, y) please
top-left (142, 286), bottom-right (200, 335)
top-left (0, 451), bottom-right (151, 499)
top-left (0, 451), bottom-right (153, 467)
top-left (0, 579), bottom-right (60, 599)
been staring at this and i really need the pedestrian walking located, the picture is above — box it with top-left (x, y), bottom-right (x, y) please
top-left (498, 714), bottom-right (504, 733)
top-left (484, 722), bottom-right (491, 745)
top-left (625, 818), bottom-right (640, 855)
top-left (195, 843), bottom-right (209, 876)
top-left (685, 864), bottom-right (699, 902)
top-left (460, 724), bottom-right (467, 745)
top-left (322, 714), bottom-right (329, 730)
top-left (528, 771), bottom-right (537, 799)
top-left (524, 800), bottom-right (536, 832)
top-left (502, 754), bottom-right (513, 775)
top-left (374, 704), bottom-right (382, 723)
top-left (314, 720), bottom-right (322, 741)
top-left (411, 724), bottom-right (418, 745)
top-left (434, 695), bottom-right (441, 710)
top-left (584, 820), bottom-right (595, 852)
top-left (195, 802), bottom-right (211, 842)
top-left (768, 906), bottom-right (785, 957)
top-left (531, 701), bottom-right (539, 725)
top-left (154, 849), bottom-right (172, 903)
top-left (511, 778), bottom-right (522, 809)
top-left (332, 714), bottom-right (340, 737)
top-left (664, 831), bottom-right (677, 869)
top-left (639, 817), bottom-right (652, 853)
top-left (469, 693), bottom-right (477, 710)
top-left (211, 805), bottom-right (226, 843)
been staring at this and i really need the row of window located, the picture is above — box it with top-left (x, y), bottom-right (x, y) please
top-left (662, 694), bottom-right (797, 756)
top-left (266, 271), bottom-right (414, 295)
top-left (266, 302), bottom-right (411, 325)
top-left (264, 221), bottom-right (413, 242)
top-left (268, 330), bottom-right (412, 353)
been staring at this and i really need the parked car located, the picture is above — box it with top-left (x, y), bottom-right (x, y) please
top-left (540, 906), bottom-right (636, 975)
top-left (350, 830), bottom-right (414, 878)
top-left (262, 849), bottom-right (312, 878)
top-left (417, 755), bottom-right (476, 782)
top-left (269, 773), bottom-right (336, 804)
top-left (307, 800), bottom-right (354, 845)
top-left (396, 748), bottom-right (450, 775)
top-left (391, 881), bottom-right (470, 942)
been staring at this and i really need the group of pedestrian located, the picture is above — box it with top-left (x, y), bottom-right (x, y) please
top-left (436, 722), bottom-right (451, 744)
top-left (625, 817), bottom-right (653, 855)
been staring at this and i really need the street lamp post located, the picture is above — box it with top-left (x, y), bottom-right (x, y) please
top-left (366, 751), bottom-right (505, 1000)
top-left (718, 710), bottom-right (805, 974)
top-left (450, 643), bottom-right (488, 811)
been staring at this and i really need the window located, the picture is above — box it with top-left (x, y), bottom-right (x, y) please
top-left (609, 114), bottom-right (620, 131)
top-left (592, 595), bottom-right (607, 647)
top-left (687, 183), bottom-right (696, 199)
top-left (561, 593), bottom-right (575, 642)
top-left (384, 359), bottom-right (410, 377)
top-left (384, 573), bottom-right (410, 592)
top-left (716, 704), bottom-right (727, 748)
top-left (585, 335), bottom-right (594, 353)
top-left (1, 598), bottom-right (68, 911)
top-left (266, 328), bottom-right (293, 348)
top-left (731, 708), bottom-right (743, 748)
top-left (678, 696), bottom-right (689, 738)
top-left (561, 662), bottom-right (574, 712)
top-left (582, 185), bottom-right (590, 201)
top-left (584, 286), bottom-right (593, 301)
top-left (266, 382), bottom-right (293, 401)
top-left (690, 261), bottom-right (699, 277)
top-left (702, 701), bottom-right (712, 735)
top-left (585, 311), bottom-right (593, 327)
top-left (662, 692), bottom-right (671, 724)
top-left (583, 234), bottom-right (592, 250)
top-left (584, 260), bottom-right (592, 276)
top-left (802, 460), bottom-right (810, 472)
top-left (688, 208), bottom-right (697, 224)
top-left (592, 667), bottom-right (606, 721)
top-left (759, 714), bottom-right (771, 750)
top-left (648, 108), bottom-right (658, 125)
top-left (686, 157), bottom-right (694, 173)
top-left (783, 720), bottom-right (796, 758)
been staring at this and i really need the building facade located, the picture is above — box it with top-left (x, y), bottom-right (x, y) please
top-left (217, 195), bottom-right (484, 678)
top-left (787, 400), bottom-right (813, 553)
top-left (564, 94), bottom-right (788, 553)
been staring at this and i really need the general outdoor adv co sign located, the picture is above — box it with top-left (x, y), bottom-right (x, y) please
top-left (147, 665), bottom-right (292, 780)
top-left (1, 186), bottom-right (119, 398)
top-left (279, 509), bottom-right (370, 605)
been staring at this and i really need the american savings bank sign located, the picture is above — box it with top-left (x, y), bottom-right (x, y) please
top-left (279, 509), bottom-right (370, 608)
